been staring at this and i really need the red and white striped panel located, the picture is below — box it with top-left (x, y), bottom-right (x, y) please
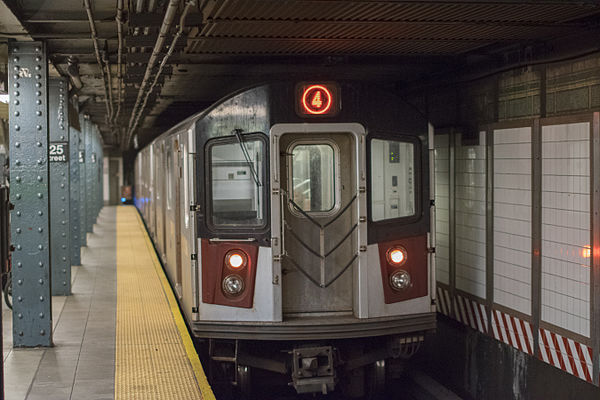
top-left (453, 293), bottom-right (488, 334)
top-left (491, 309), bottom-right (534, 355)
top-left (436, 285), bottom-right (451, 317)
top-left (538, 328), bottom-right (592, 383)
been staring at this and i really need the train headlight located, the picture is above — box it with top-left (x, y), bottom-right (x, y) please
top-left (225, 250), bottom-right (248, 269)
top-left (222, 275), bottom-right (245, 296)
top-left (386, 246), bottom-right (407, 266)
top-left (390, 270), bottom-right (411, 291)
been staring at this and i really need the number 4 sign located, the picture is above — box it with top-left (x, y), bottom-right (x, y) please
top-left (49, 142), bottom-right (69, 162)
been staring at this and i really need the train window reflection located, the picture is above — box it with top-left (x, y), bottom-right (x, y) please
top-left (291, 144), bottom-right (335, 213)
top-left (370, 139), bottom-right (415, 221)
top-left (209, 139), bottom-right (264, 227)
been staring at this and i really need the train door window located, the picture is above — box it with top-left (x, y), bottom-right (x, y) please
top-left (370, 138), bottom-right (415, 221)
top-left (289, 142), bottom-right (338, 214)
top-left (207, 135), bottom-right (266, 228)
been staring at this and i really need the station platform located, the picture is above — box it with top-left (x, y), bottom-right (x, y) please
top-left (2, 206), bottom-right (215, 400)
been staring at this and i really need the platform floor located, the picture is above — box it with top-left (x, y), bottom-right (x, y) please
top-left (2, 206), bottom-right (213, 400)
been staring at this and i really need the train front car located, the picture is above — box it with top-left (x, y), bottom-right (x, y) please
top-left (189, 81), bottom-right (436, 396)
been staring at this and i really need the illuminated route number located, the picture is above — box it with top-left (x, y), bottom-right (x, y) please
top-left (296, 82), bottom-right (340, 117)
top-left (49, 142), bottom-right (69, 162)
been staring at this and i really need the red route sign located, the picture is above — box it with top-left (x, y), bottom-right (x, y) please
top-left (301, 84), bottom-right (334, 115)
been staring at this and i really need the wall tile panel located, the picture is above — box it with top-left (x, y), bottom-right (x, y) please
top-left (493, 127), bottom-right (533, 315)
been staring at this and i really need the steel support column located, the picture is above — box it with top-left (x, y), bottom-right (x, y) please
top-left (85, 121), bottom-right (94, 233)
top-left (8, 41), bottom-right (52, 347)
top-left (48, 77), bottom-right (71, 295)
top-left (97, 135), bottom-right (104, 215)
top-left (531, 119), bottom-right (542, 358)
top-left (69, 122), bottom-right (81, 265)
top-left (79, 115), bottom-right (87, 246)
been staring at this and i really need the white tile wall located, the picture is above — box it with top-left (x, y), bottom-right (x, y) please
top-left (455, 133), bottom-right (486, 299)
top-left (435, 134), bottom-right (450, 285)
top-left (541, 122), bottom-right (591, 338)
top-left (493, 127), bottom-right (532, 315)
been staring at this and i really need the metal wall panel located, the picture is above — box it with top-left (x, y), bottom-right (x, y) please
top-left (493, 127), bottom-right (532, 315)
top-left (541, 122), bottom-right (591, 338)
top-left (70, 125), bottom-right (81, 265)
top-left (454, 132), bottom-right (487, 299)
top-left (8, 41), bottom-right (52, 346)
top-left (48, 77), bottom-right (71, 295)
top-left (434, 134), bottom-right (450, 285)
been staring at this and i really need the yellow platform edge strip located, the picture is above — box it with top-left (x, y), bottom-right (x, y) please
top-left (115, 206), bottom-right (216, 400)
top-left (131, 207), bottom-right (216, 400)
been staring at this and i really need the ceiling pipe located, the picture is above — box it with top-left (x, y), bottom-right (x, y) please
top-left (103, 49), bottom-right (114, 123)
top-left (114, 0), bottom-right (124, 125)
top-left (124, 0), bottom-right (185, 147)
top-left (127, 1), bottom-right (195, 146)
top-left (83, 0), bottom-right (112, 123)
top-left (135, 0), bottom-right (145, 13)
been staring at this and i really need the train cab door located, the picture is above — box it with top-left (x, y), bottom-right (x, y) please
top-left (273, 124), bottom-right (366, 316)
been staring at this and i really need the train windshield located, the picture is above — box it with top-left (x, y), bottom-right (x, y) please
top-left (370, 138), bottom-right (415, 221)
top-left (208, 137), bottom-right (265, 227)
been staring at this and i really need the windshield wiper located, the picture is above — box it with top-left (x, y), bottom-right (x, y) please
top-left (233, 129), bottom-right (262, 187)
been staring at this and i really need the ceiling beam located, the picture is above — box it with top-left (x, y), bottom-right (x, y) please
top-left (129, 12), bottom-right (204, 27)
top-left (23, 11), bottom-right (117, 23)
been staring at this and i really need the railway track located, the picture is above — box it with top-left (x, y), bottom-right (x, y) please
top-left (211, 369), bottom-right (463, 400)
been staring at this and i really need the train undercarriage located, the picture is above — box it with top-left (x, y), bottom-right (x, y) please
top-left (202, 333), bottom-right (426, 397)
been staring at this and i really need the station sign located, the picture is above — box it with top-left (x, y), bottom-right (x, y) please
top-left (49, 142), bottom-right (68, 162)
top-left (296, 82), bottom-right (340, 117)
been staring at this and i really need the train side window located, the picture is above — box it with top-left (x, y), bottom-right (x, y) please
top-left (370, 139), bottom-right (415, 221)
top-left (166, 149), bottom-right (173, 210)
top-left (290, 143), bottom-right (336, 213)
top-left (208, 137), bottom-right (265, 228)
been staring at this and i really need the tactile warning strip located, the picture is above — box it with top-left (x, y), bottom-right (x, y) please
top-left (115, 206), bottom-right (214, 399)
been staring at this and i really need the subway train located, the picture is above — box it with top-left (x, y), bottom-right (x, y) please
top-left (134, 81), bottom-right (436, 397)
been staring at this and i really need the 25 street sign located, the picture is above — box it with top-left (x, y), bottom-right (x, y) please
top-left (49, 142), bottom-right (69, 162)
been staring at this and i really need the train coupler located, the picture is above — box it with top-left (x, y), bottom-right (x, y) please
top-left (290, 346), bottom-right (336, 394)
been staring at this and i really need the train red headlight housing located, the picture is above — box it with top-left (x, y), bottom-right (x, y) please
top-left (222, 274), bottom-right (245, 296)
top-left (225, 250), bottom-right (248, 269)
top-left (386, 246), bottom-right (407, 266)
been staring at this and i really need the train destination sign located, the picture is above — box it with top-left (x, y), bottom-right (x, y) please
top-left (49, 142), bottom-right (68, 162)
top-left (296, 82), bottom-right (340, 117)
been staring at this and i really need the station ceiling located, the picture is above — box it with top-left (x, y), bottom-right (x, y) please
top-left (1, 0), bottom-right (600, 151)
